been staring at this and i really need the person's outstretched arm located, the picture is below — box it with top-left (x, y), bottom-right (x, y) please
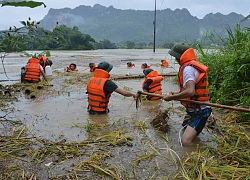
top-left (41, 70), bottom-right (48, 82)
top-left (115, 88), bottom-right (136, 98)
top-left (163, 80), bottom-right (195, 101)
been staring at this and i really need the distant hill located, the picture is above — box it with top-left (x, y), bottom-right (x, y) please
top-left (40, 4), bottom-right (249, 46)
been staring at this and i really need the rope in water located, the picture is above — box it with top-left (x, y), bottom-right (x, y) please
top-left (178, 125), bottom-right (187, 147)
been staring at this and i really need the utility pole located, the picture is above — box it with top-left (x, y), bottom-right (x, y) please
top-left (153, 0), bottom-right (156, 52)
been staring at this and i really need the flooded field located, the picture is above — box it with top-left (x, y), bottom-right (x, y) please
top-left (0, 49), bottom-right (216, 179)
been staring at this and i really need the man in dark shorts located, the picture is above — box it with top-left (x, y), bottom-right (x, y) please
top-left (163, 42), bottom-right (212, 146)
top-left (86, 61), bottom-right (136, 115)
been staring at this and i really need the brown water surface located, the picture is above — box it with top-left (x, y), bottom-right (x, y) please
top-left (0, 49), bottom-right (215, 178)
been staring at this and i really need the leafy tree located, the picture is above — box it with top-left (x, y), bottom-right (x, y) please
top-left (95, 39), bottom-right (117, 49)
top-left (0, 0), bottom-right (45, 8)
top-left (48, 25), bottom-right (95, 50)
top-left (0, 0), bottom-right (46, 81)
top-left (162, 40), bottom-right (174, 49)
top-left (125, 41), bottom-right (135, 49)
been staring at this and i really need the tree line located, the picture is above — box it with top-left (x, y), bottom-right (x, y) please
top-left (0, 24), bottom-right (177, 52)
top-left (0, 25), bottom-right (118, 52)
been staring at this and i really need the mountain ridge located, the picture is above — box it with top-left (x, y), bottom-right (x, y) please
top-left (40, 4), bottom-right (249, 45)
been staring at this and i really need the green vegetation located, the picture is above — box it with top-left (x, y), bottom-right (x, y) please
top-left (94, 39), bottom-right (117, 49)
top-left (0, 0), bottom-right (45, 8)
top-left (198, 23), bottom-right (250, 121)
top-left (0, 25), bottom-right (96, 52)
top-left (0, 17), bottom-right (43, 52)
top-left (26, 25), bottom-right (96, 50)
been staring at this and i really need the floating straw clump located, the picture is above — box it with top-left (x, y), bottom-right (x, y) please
top-left (150, 109), bottom-right (170, 133)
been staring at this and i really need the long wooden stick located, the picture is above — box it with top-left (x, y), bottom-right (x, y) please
top-left (0, 79), bottom-right (20, 82)
top-left (111, 73), bottom-right (176, 80)
top-left (11, 83), bottom-right (53, 87)
top-left (137, 91), bottom-right (250, 113)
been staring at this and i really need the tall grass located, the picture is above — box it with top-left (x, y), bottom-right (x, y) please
top-left (198, 23), bottom-right (250, 121)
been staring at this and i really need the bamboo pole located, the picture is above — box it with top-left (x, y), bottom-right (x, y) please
top-left (0, 79), bottom-right (20, 82)
top-left (111, 73), bottom-right (176, 80)
top-left (137, 91), bottom-right (250, 113)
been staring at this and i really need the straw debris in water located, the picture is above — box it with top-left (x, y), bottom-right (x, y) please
top-left (150, 109), bottom-right (170, 133)
top-left (175, 111), bottom-right (250, 179)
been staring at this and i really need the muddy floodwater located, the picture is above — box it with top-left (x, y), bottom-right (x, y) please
top-left (0, 49), bottom-right (216, 179)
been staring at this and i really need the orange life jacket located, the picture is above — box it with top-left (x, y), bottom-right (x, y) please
top-left (87, 69), bottom-right (111, 112)
top-left (161, 60), bottom-right (169, 68)
top-left (178, 48), bottom-right (210, 108)
top-left (39, 56), bottom-right (49, 69)
top-left (142, 70), bottom-right (163, 100)
top-left (24, 58), bottom-right (41, 82)
top-left (66, 66), bottom-right (77, 72)
top-left (89, 63), bottom-right (97, 72)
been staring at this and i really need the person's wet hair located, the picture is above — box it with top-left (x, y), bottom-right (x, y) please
top-left (70, 63), bottom-right (76, 67)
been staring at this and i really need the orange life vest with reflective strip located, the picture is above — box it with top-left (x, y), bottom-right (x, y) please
top-left (87, 69), bottom-right (111, 112)
top-left (142, 70), bottom-right (163, 100)
top-left (178, 61), bottom-right (210, 108)
top-left (24, 58), bottom-right (41, 82)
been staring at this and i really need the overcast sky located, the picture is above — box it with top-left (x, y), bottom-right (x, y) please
top-left (0, 0), bottom-right (249, 30)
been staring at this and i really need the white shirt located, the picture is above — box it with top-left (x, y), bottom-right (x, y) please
top-left (183, 66), bottom-right (210, 110)
top-left (183, 66), bottom-right (199, 88)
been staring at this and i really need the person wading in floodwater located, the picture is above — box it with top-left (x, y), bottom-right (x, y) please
top-left (21, 56), bottom-right (47, 83)
top-left (141, 63), bottom-right (150, 69)
top-left (142, 68), bottom-right (163, 100)
top-left (86, 61), bottom-right (137, 115)
top-left (163, 42), bottom-right (212, 146)
top-left (65, 63), bottom-right (78, 72)
top-left (127, 62), bottom-right (135, 67)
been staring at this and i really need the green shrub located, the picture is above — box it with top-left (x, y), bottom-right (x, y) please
top-left (198, 23), bottom-right (250, 121)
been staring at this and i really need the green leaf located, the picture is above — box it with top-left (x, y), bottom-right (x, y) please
top-left (1, 1), bottom-right (46, 8)
top-left (20, 21), bottom-right (26, 26)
